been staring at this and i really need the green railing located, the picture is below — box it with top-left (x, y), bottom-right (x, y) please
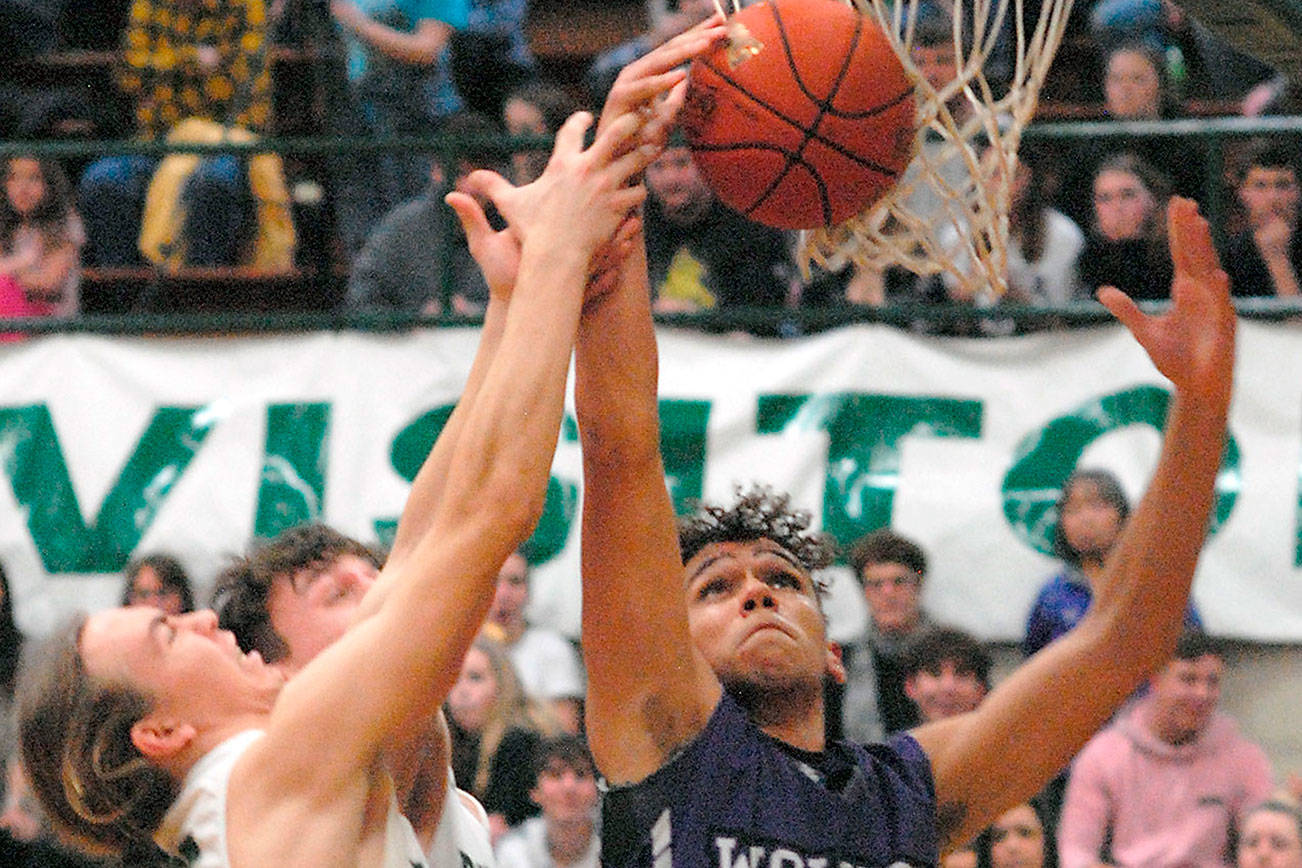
top-left (0, 115), bottom-right (1299, 335)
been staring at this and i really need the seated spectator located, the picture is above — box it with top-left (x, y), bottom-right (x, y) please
top-left (502, 80), bottom-right (581, 185)
top-left (1078, 152), bottom-right (1174, 301)
top-left (900, 626), bottom-right (990, 725)
top-left (901, 625), bottom-right (991, 868)
top-left (1238, 799), bottom-right (1302, 868)
top-left (974, 798), bottom-right (1057, 868)
top-left (119, 553), bottom-right (195, 616)
top-left (1059, 630), bottom-right (1274, 868)
top-left (1089, 0), bottom-right (1280, 111)
top-left (447, 635), bottom-right (557, 840)
top-left (328, 0), bottom-right (467, 256)
top-left (1224, 140), bottom-right (1301, 298)
top-left (346, 111), bottom-right (502, 315)
top-left (1024, 467), bottom-right (1201, 658)
top-left (485, 551), bottom-right (586, 734)
top-left (0, 156), bottom-right (83, 321)
top-left (934, 142), bottom-right (1085, 331)
top-left (585, 0), bottom-right (718, 105)
top-left (1058, 42), bottom-right (1203, 226)
top-left (832, 529), bottom-right (936, 742)
top-left (77, 0), bottom-right (275, 270)
top-left (643, 143), bottom-right (793, 317)
top-left (494, 735), bottom-right (600, 868)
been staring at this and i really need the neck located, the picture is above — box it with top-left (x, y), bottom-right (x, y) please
top-left (547, 816), bottom-right (594, 865)
top-left (1144, 704), bottom-right (1201, 746)
top-left (727, 680), bottom-right (826, 751)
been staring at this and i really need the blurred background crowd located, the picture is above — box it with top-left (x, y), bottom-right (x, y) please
top-left (0, 0), bottom-right (1297, 330)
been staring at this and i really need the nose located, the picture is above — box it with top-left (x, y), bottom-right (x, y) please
top-left (176, 610), bottom-right (219, 632)
top-left (740, 577), bottom-right (776, 613)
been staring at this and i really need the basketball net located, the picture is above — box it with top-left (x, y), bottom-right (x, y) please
top-left (796, 0), bottom-right (1075, 302)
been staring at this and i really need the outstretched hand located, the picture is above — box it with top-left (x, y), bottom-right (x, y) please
top-left (598, 15), bottom-right (728, 145)
top-left (445, 188), bottom-right (519, 303)
top-left (1098, 197), bottom-right (1236, 408)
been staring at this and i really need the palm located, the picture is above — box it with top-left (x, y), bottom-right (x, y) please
top-left (1098, 198), bottom-right (1235, 406)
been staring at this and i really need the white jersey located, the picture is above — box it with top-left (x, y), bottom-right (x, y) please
top-left (154, 729), bottom-right (428, 867)
top-left (428, 773), bottom-right (495, 868)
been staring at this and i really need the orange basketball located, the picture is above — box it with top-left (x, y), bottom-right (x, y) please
top-left (680, 0), bottom-right (916, 230)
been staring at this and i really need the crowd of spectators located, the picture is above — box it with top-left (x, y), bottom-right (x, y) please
top-left (3, 462), bottom-right (1295, 866)
top-left (0, 0), bottom-right (1296, 330)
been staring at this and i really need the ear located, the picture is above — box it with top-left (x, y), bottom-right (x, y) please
top-left (130, 717), bottom-right (197, 761)
top-left (825, 641), bottom-right (846, 685)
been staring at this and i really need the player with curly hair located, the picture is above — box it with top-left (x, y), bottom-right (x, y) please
top-left (573, 17), bottom-right (1239, 868)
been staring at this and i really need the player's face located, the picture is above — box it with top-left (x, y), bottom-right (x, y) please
top-left (1239, 809), bottom-right (1302, 868)
top-left (488, 553), bottom-right (530, 633)
top-left (1239, 167), bottom-right (1300, 229)
top-left (989, 803), bottom-right (1046, 868)
top-left (80, 607), bottom-right (282, 726)
top-left (447, 646), bottom-right (499, 733)
top-left (530, 758), bottom-right (599, 824)
top-left (904, 659), bottom-right (985, 723)
top-left (1094, 169), bottom-right (1155, 242)
top-left (860, 561), bottom-right (923, 637)
top-left (126, 565), bottom-right (187, 616)
top-left (1058, 479), bottom-right (1124, 564)
top-left (684, 539), bottom-right (842, 692)
top-left (645, 147), bottom-right (714, 223)
top-left (1148, 653), bottom-right (1223, 741)
top-left (5, 158), bottom-right (46, 218)
top-left (1104, 50), bottom-right (1161, 119)
top-left (265, 553), bottom-right (379, 675)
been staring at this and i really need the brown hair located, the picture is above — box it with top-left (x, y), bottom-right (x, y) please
top-left (16, 614), bottom-right (177, 857)
top-left (212, 523), bottom-right (382, 662)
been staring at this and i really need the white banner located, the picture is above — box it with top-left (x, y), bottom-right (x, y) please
top-left (1, 320), bottom-right (1299, 643)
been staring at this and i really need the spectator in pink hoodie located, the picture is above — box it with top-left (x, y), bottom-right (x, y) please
top-left (1058, 631), bottom-right (1274, 868)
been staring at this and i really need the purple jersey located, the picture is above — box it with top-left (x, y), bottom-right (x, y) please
top-left (602, 693), bottom-right (938, 868)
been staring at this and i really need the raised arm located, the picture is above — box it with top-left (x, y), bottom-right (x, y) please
top-left (259, 109), bottom-right (656, 797)
top-left (576, 20), bottom-right (728, 786)
top-left (911, 198), bottom-right (1237, 849)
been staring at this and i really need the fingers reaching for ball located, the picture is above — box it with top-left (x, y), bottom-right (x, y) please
top-left (599, 15), bottom-right (729, 137)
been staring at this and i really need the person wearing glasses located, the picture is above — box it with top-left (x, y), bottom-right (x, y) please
top-left (830, 529), bottom-right (936, 743)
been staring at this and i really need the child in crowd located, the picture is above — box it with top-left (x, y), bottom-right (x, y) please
top-left (0, 156), bottom-right (83, 322)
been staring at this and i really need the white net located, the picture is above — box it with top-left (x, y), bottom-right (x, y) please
top-left (800, 0), bottom-right (1076, 302)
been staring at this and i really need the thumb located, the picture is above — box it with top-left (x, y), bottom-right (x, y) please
top-left (444, 191), bottom-right (492, 248)
top-left (1097, 285), bottom-right (1145, 335)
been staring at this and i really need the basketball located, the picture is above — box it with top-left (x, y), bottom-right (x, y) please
top-left (680, 0), bottom-right (916, 230)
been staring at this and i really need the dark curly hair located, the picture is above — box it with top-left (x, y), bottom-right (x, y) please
top-left (677, 486), bottom-right (838, 591)
top-left (211, 523), bottom-right (382, 662)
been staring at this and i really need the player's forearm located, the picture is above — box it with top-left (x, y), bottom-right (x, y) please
top-left (387, 295), bottom-right (509, 568)
top-left (1083, 385), bottom-right (1228, 665)
top-left (346, 17), bottom-right (451, 66)
top-left (433, 241), bottom-right (590, 540)
top-left (575, 251), bottom-right (663, 466)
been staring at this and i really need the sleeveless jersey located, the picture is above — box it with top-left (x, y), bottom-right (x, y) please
top-left (154, 729), bottom-right (429, 867)
top-left (602, 693), bottom-right (938, 868)
top-left (428, 773), bottom-right (495, 868)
